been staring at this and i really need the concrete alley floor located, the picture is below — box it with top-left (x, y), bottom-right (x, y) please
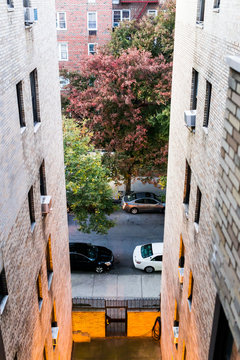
top-left (72, 338), bottom-right (161, 360)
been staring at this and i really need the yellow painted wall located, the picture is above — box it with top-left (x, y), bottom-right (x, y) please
top-left (72, 311), bottom-right (105, 342)
top-left (127, 311), bottom-right (160, 337)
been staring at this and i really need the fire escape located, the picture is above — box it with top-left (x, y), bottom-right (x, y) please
top-left (120, 0), bottom-right (158, 20)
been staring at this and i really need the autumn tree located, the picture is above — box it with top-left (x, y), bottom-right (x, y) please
top-left (105, 0), bottom-right (175, 60)
top-left (63, 117), bottom-right (115, 234)
top-left (68, 49), bottom-right (172, 193)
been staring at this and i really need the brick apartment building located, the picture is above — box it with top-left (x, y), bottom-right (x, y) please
top-left (160, 0), bottom-right (240, 359)
top-left (0, 1), bottom-right (72, 359)
top-left (56, 0), bottom-right (160, 75)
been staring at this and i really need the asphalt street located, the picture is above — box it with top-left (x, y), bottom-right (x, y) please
top-left (68, 209), bottom-right (164, 275)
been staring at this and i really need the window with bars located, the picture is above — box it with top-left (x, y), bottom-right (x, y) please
top-left (40, 161), bottom-right (47, 196)
top-left (58, 43), bottom-right (68, 61)
top-left (187, 270), bottom-right (193, 311)
top-left (87, 12), bottom-right (97, 30)
top-left (28, 186), bottom-right (35, 230)
top-left (30, 69), bottom-right (40, 125)
top-left (7, 0), bottom-right (14, 8)
top-left (194, 187), bottom-right (202, 224)
top-left (203, 81), bottom-right (212, 128)
top-left (56, 12), bottom-right (66, 29)
top-left (196, 0), bottom-right (205, 23)
top-left (213, 0), bottom-right (220, 8)
top-left (46, 236), bottom-right (53, 288)
top-left (183, 161), bottom-right (191, 205)
top-left (37, 271), bottom-right (43, 311)
top-left (191, 69), bottom-right (199, 110)
top-left (16, 81), bottom-right (25, 128)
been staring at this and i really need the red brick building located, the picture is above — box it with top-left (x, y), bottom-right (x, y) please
top-left (56, 0), bottom-right (160, 75)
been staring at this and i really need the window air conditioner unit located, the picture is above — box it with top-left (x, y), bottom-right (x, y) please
top-left (52, 326), bottom-right (59, 347)
top-left (112, 0), bottom-right (119, 3)
top-left (184, 110), bottom-right (196, 129)
top-left (24, 7), bottom-right (38, 25)
top-left (41, 196), bottom-right (52, 214)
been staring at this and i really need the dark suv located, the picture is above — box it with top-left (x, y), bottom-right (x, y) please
top-left (69, 242), bottom-right (114, 273)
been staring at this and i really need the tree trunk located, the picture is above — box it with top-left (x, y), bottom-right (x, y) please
top-left (125, 175), bottom-right (131, 194)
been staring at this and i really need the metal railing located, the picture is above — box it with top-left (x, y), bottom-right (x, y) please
top-left (72, 297), bottom-right (160, 310)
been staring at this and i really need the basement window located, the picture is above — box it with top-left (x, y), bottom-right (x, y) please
top-left (0, 268), bottom-right (8, 314)
top-left (187, 271), bottom-right (193, 311)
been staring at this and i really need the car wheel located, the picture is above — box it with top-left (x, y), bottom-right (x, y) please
top-left (95, 266), bottom-right (104, 274)
top-left (145, 266), bottom-right (154, 273)
top-left (130, 207), bottom-right (139, 215)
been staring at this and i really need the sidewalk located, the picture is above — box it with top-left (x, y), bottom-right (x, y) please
top-left (71, 273), bottom-right (161, 299)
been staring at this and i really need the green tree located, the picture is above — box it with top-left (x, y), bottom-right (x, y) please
top-left (63, 118), bottom-right (115, 234)
top-left (105, 0), bottom-right (175, 60)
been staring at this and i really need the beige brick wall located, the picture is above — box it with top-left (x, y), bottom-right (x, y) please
top-left (0, 0), bottom-right (72, 359)
top-left (161, 0), bottom-right (240, 359)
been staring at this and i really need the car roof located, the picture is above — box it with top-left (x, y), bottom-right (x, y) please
top-left (152, 243), bottom-right (163, 254)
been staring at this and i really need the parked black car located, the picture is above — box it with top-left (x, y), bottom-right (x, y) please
top-left (69, 242), bottom-right (114, 273)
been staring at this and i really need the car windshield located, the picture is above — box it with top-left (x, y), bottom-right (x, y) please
top-left (141, 244), bottom-right (153, 258)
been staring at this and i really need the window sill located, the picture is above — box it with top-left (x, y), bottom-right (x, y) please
top-left (202, 126), bottom-right (208, 135)
top-left (194, 222), bottom-right (199, 233)
top-left (7, 7), bottom-right (14, 12)
top-left (48, 272), bottom-right (53, 290)
top-left (213, 7), bottom-right (220, 13)
top-left (39, 299), bottom-right (43, 312)
top-left (34, 122), bottom-right (41, 133)
top-left (183, 203), bottom-right (189, 219)
top-left (31, 222), bottom-right (36, 233)
top-left (20, 126), bottom-right (26, 135)
top-left (196, 22), bottom-right (204, 29)
top-left (0, 296), bottom-right (8, 314)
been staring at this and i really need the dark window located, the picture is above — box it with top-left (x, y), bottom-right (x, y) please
top-left (191, 69), bottom-right (199, 110)
top-left (141, 244), bottom-right (153, 258)
top-left (16, 81), bottom-right (25, 128)
top-left (188, 271), bottom-right (193, 311)
top-left (52, 302), bottom-right (58, 327)
top-left (135, 199), bottom-right (145, 204)
top-left (0, 269), bottom-right (8, 303)
top-left (46, 236), bottom-right (53, 285)
top-left (43, 347), bottom-right (47, 360)
top-left (144, 199), bottom-right (157, 204)
top-left (203, 81), bottom-right (212, 127)
top-left (28, 186), bottom-right (35, 227)
top-left (37, 272), bottom-right (43, 310)
top-left (23, 0), bottom-right (30, 6)
top-left (151, 255), bottom-right (162, 262)
top-left (209, 296), bottom-right (234, 360)
top-left (197, 0), bottom-right (205, 22)
top-left (40, 161), bottom-right (47, 196)
top-left (174, 300), bottom-right (179, 327)
top-left (213, 0), bottom-right (220, 8)
top-left (30, 69), bottom-right (40, 125)
top-left (179, 235), bottom-right (185, 268)
top-left (89, 30), bottom-right (97, 36)
top-left (183, 161), bottom-right (191, 205)
top-left (194, 187), bottom-right (202, 224)
top-left (7, 0), bottom-right (14, 8)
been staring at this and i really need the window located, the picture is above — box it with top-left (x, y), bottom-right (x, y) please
top-left (7, 0), bottom-right (14, 8)
top-left (88, 0), bottom-right (96, 3)
top-left (16, 81), bottom-right (25, 128)
top-left (59, 76), bottom-right (70, 90)
top-left (203, 81), bottom-right (212, 128)
top-left (56, 12), bottom-right (67, 30)
top-left (112, 10), bottom-right (130, 27)
top-left (178, 234), bottom-right (185, 284)
top-left (37, 271), bottom-right (43, 311)
top-left (194, 187), bottom-right (202, 225)
top-left (28, 186), bottom-right (35, 231)
top-left (147, 9), bottom-right (158, 17)
top-left (46, 236), bottom-right (53, 289)
top-left (187, 270), bottom-right (193, 311)
top-left (40, 161), bottom-right (47, 196)
top-left (182, 341), bottom-right (186, 360)
top-left (87, 12), bottom-right (97, 31)
top-left (196, 0), bottom-right (205, 23)
top-left (173, 300), bottom-right (179, 348)
top-left (58, 43), bottom-right (68, 61)
top-left (191, 69), bottom-right (199, 110)
top-left (183, 161), bottom-right (191, 206)
top-left (151, 255), bottom-right (162, 261)
top-left (51, 301), bottom-right (59, 350)
top-left (213, 0), bottom-right (220, 8)
top-left (30, 69), bottom-right (40, 125)
top-left (0, 268), bottom-right (8, 314)
top-left (43, 346), bottom-right (47, 360)
top-left (88, 43), bottom-right (97, 55)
